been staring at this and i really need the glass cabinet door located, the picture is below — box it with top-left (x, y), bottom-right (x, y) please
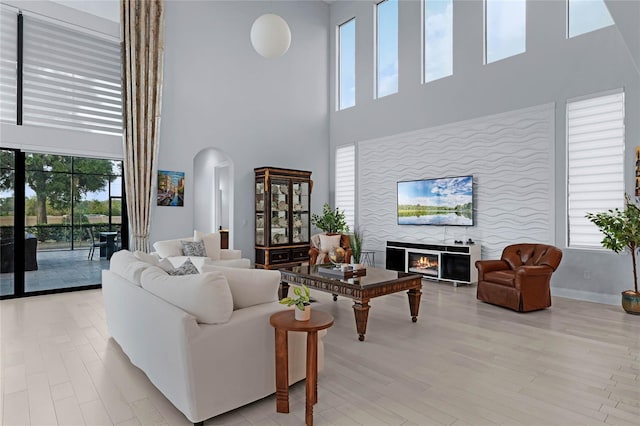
top-left (271, 179), bottom-right (289, 245)
top-left (292, 181), bottom-right (309, 244)
top-left (255, 179), bottom-right (265, 245)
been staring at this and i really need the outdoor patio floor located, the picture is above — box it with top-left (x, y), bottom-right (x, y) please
top-left (0, 249), bottom-right (110, 296)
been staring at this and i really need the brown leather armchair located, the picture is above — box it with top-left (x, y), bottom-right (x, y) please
top-left (308, 233), bottom-right (352, 265)
top-left (475, 243), bottom-right (562, 312)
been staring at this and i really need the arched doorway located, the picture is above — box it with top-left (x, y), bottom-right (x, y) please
top-left (193, 148), bottom-right (234, 248)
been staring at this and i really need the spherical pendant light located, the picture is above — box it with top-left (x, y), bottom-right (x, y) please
top-left (250, 13), bottom-right (291, 58)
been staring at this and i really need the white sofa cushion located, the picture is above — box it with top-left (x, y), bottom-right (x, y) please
top-left (110, 250), bottom-right (151, 286)
top-left (134, 250), bottom-right (176, 272)
top-left (194, 230), bottom-right (221, 260)
top-left (153, 239), bottom-right (184, 258)
top-left (200, 265), bottom-right (280, 310)
top-left (140, 267), bottom-right (233, 324)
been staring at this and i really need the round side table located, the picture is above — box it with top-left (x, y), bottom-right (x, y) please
top-left (270, 310), bottom-right (334, 426)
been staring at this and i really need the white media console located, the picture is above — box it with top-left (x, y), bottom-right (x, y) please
top-left (385, 241), bottom-right (481, 286)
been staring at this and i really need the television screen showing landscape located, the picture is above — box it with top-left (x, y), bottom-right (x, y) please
top-left (397, 176), bottom-right (473, 226)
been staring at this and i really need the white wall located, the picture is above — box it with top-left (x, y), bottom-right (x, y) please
top-left (328, 0), bottom-right (639, 303)
top-left (153, 0), bottom-right (330, 260)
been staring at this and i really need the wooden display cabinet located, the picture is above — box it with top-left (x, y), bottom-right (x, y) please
top-left (255, 167), bottom-right (312, 269)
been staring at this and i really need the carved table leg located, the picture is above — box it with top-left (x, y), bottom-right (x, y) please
top-left (352, 300), bottom-right (370, 341)
top-left (274, 328), bottom-right (289, 413)
top-left (407, 286), bottom-right (422, 323)
top-left (332, 293), bottom-right (338, 301)
top-left (279, 282), bottom-right (289, 301)
top-left (306, 331), bottom-right (318, 426)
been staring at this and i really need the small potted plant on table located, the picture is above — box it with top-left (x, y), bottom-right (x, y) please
top-left (280, 284), bottom-right (311, 321)
top-left (586, 195), bottom-right (640, 314)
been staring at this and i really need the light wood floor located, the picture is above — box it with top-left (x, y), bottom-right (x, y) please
top-left (1, 282), bottom-right (638, 426)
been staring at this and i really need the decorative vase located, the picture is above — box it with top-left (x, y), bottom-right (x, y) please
top-left (621, 290), bottom-right (640, 315)
top-left (295, 305), bottom-right (311, 321)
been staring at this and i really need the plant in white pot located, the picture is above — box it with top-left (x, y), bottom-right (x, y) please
top-left (586, 194), bottom-right (640, 314)
top-left (350, 228), bottom-right (363, 269)
top-left (279, 284), bottom-right (312, 321)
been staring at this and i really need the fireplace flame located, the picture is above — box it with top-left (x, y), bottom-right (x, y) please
top-left (416, 256), bottom-right (437, 269)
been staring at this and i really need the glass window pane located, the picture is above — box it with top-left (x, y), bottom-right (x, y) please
top-left (110, 176), bottom-right (122, 197)
top-left (339, 18), bottom-right (356, 110)
top-left (377, 0), bottom-right (398, 98)
top-left (0, 149), bottom-right (15, 296)
top-left (424, 0), bottom-right (453, 83)
top-left (568, 0), bottom-right (614, 38)
top-left (485, 0), bottom-right (526, 64)
top-left (25, 153), bottom-right (71, 172)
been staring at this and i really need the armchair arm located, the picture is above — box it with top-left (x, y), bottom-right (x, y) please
top-left (309, 247), bottom-right (320, 265)
top-left (344, 249), bottom-right (352, 264)
top-left (475, 259), bottom-right (509, 282)
top-left (219, 249), bottom-right (241, 260)
top-left (514, 265), bottom-right (553, 289)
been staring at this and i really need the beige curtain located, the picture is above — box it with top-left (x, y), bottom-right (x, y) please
top-left (121, 0), bottom-right (165, 252)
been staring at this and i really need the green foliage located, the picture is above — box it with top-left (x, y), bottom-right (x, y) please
top-left (311, 203), bottom-right (349, 233)
top-left (0, 153), bottom-right (117, 224)
top-left (586, 194), bottom-right (640, 293)
top-left (350, 228), bottom-right (363, 263)
top-left (279, 284), bottom-right (311, 311)
top-left (398, 203), bottom-right (472, 219)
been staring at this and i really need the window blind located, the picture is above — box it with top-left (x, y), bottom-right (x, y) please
top-left (335, 144), bottom-right (356, 231)
top-left (0, 5), bottom-right (18, 124)
top-left (567, 91), bottom-right (625, 248)
top-left (22, 15), bottom-right (122, 135)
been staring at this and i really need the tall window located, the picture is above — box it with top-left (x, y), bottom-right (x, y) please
top-left (568, 0), bottom-right (614, 38)
top-left (567, 91), bottom-right (625, 248)
top-left (335, 145), bottom-right (355, 231)
top-left (376, 0), bottom-right (398, 98)
top-left (423, 0), bottom-right (453, 83)
top-left (485, 0), bottom-right (526, 64)
top-left (338, 18), bottom-right (356, 110)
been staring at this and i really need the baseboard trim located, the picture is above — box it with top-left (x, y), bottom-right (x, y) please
top-left (551, 287), bottom-right (620, 306)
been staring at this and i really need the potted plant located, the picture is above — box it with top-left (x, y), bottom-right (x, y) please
top-left (586, 194), bottom-right (640, 314)
top-left (350, 228), bottom-right (363, 268)
top-left (311, 203), bottom-right (349, 234)
top-left (279, 284), bottom-right (312, 321)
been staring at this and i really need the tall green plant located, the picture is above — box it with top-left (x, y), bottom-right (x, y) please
top-left (586, 194), bottom-right (640, 294)
top-left (350, 229), bottom-right (363, 263)
top-left (311, 203), bottom-right (349, 233)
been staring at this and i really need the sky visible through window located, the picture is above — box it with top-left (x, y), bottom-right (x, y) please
top-left (485, 0), bottom-right (526, 64)
top-left (568, 0), bottom-right (614, 38)
top-left (424, 0), bottom-right (453, 82)
top-left (339, 19), bottom-right (356, 110)
top-left (377, 0), bottom-right (398, 98)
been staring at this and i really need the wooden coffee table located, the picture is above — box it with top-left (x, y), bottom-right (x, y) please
top-left (280, 265), bottom-right (422, 341)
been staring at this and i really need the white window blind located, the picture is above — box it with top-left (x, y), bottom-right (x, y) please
top-left (0, 5), bottom-right (17, 124)
top-left (335, 145), bottom-right (356, 231)
top-left (22, 15), bottom-right (122, 135)
top-left (567, 91), bottom-right (625, 248)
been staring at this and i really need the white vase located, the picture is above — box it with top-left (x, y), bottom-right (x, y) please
top-left (295, 305), bottom-right (311, 321)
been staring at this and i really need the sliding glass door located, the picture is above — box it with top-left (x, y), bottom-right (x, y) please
top-left (0, 150), bottom-right (126, 298)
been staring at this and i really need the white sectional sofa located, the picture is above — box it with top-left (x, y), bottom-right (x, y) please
top-left (102, 250), bottom-right (324, 424)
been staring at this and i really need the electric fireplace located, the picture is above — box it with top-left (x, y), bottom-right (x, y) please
top-left (407, 252), bottom-right (439, 277)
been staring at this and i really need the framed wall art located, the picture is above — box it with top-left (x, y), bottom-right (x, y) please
top-left (157, 170), bottom-right (185, 207)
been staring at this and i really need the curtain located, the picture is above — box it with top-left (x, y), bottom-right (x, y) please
top-left (121, 0), bottom-right (165, 252)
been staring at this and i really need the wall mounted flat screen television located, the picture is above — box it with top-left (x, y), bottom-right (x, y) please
top-left (397, 175), bottom-right (473, 226)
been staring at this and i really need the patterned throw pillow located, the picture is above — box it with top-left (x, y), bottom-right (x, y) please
top-left (181, 240), bottom-right (207, 257)
top-left (168, 258), bottom-right (200, 276)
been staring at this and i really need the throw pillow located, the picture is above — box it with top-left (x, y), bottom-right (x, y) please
top-left (181, 240), bottom-right (207, 257)
top-left (319, 234), bottom-right (341, 253)
top-left (168, 258), bottom-right (200, 276)
top-left (194, 230), bottom-right (221, 260)
top-left (140, 267), bottom-right (233, 324)
top-left (199, 264), bottom-right (279, 310)
top-left (134, 250), bottom-right (160, 265)
top-left (152, 239), bottom-right (184, 258)
top-left (109, 250), bottom-right (151, 286)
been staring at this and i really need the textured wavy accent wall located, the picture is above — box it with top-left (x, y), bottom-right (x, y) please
top-left (357, 103), bottom-right (555, 262)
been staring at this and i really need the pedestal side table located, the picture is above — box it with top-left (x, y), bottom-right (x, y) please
top-left (269, 310), bottom-right (334, 426)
